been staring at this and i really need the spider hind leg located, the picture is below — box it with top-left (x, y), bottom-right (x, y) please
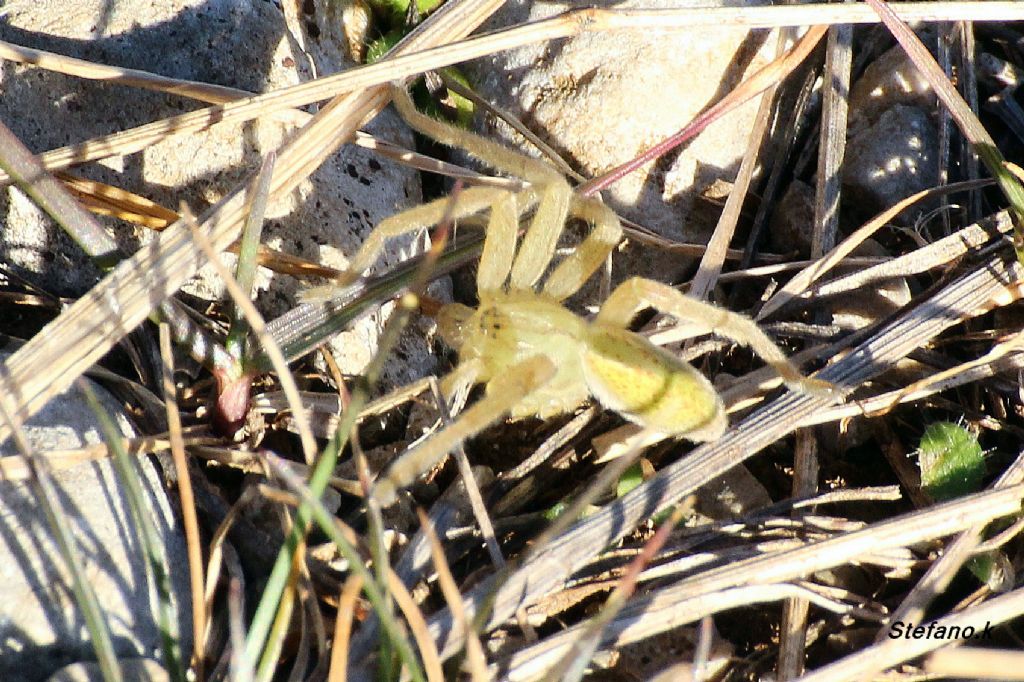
top-left (372, 355), bottom-right (557, 506)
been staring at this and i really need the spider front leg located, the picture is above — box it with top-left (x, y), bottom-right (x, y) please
top-left (390, 84), bottom-right (575, 293)
top-left (596, 278), bottom-right (834, 396)
top-left (301, 185), bottom-right (524, 301)
top-left (372, 355), bottom-right (556, 506)
top-left (542, 196), bottom-right (623, 301)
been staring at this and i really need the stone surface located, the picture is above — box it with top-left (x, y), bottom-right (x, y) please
top-left (768, 179), bottom-right (816, 258)
top-left (848, 42), bottom-right (936, 133)
top-left (0, 356), bottom-right (191, 681)
top-left (0, 0), bottom-right (438, 384)
top-left (829, 238), bottom-right (911, 331)
top-left (842, 105), bottom-right (938, 222)
top-left (696, 464), bottom-right (773, 519)
top-left (461, 0), bottom-right (778, 284)
top-left (843, 39), bottom-right (938, 223)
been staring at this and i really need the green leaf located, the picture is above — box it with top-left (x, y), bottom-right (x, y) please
top-left (439, 68), bottom-right (476, 128)
top-left (616, 462), bottom-right (645, 498)
top-left (366, 28), bottom-right (404, 64)
top-left (966, 551), bottom-right (1013, 592)
top-left (543, 500), bottom-right (569, 521)
top-left (917, 422), bottom-right (985, 502)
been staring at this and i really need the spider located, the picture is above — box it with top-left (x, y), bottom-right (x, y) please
top-left (312, 85), bottom-right (832, 505)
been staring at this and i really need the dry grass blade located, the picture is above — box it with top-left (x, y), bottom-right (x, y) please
top-left (55, 171), bottom-right (182, 229)
top-left (0, 38), bottom-right (514, 193)
top-left (228, 577), bottom-right (254, 682)
top-left (758, 178), bottom-right (994, 319)
top-left (158, 324), bottom-right (206, 677)
top-left (926, 647), bottom-right (1024, 680)
top-left (424, 233), bottom-right (1024, 661)
top-left (182, 204), bottom-right (317, 465)
top-left (802, 587), bottom-right (1024, 681)
top-left (80, 379), bottom-right (184, 679)
top-left (204, 487), bottom-right (258, 649)
top-left (427, 376), bottom-right (505, 570)
top-left (328, 573), bottom-right (365, 682)
top-left (0, 37), bottom-right (290, 112)
top-left (0, 396), bottom-right (123, 679)
top-left (812, 23), bottom-right (853, 259)
top-left (264, 455), bottom-right (431, 682)
top-left (688, 28), bottom-right (787, 301)
top-left (385, 558), bottom-right (446, 682)
top-left (0, 0), bottom-right (507, 446)
top-left (499, 587), bottom-right (848, 681)
top-left (798, 351), bottom-right (1024, 427)
top-left (499, 484), bottom-right (1024, 680)
top-left (580, 24), bottom-right (828, 196)
top-left (4, 4), bottom-right (1024, 188)
top-left (8, 1), bottom-right (1024, 677)
top-left (867, 331), bottom-right (1024, 418)
top-left (789, 210), bottom-right (1013, 306)
top-left (545, 506), bottom-right (687, 682)
top-left (883, 447), bottom-right (1024, 638)
top-left (49, 169), bottom-right (344, 279)
top-left (0, 429), bottom-right (215, 480)
top-left (865, 0), bottom-right (1024, 257)
top-left (417, 508), bottom-right (489, 682)
top-left (0, 112), bottom-right (120, 266)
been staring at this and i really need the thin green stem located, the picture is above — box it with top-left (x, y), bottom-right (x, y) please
top-left (0, 397), bottom-right (124, 681)
top-left (80, 380), bottom-right (183, 681)
top-left (228, 152), bottom-right (276, 361)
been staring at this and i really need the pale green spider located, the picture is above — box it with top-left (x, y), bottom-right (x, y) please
top-left (313, 85), bottom-right (832, 505)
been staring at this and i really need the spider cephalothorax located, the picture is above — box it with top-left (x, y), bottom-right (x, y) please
top-left (307, 84), bottom-right (831, 505)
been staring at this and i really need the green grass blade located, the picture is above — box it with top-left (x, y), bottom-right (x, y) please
top-left (245, 292), bottom-right (427, 681)
top-left (0, 400), bottom-right (124, 681)
top-left (267, 457), bottom-right (429, 682)
top-left (0, 118), bottom-right (123, 268)
top-left (228, 152), bottom-right (276, 361)
top-left (79, 380), bottom-right (184, 682)
top-left (251, 234), bottom-right (482, 373)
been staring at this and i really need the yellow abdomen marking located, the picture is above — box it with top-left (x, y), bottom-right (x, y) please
top-left (582, 326), bottom-right (726, 439)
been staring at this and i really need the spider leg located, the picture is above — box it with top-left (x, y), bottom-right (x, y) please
top-left (391, 84), bottom-right (565, 186)
top-left (596, 278), bottom-right (834, 396)
top-left (507, 173), bottom-right (573, 290)
top-left (344, 185), bottom-right (513, 283)
top-left (542, 196), bottom-right (622, 301)
top-left (372, 355), bottom-right (556, 506)
top-left (476, 190), bottom-right (519, 294)
top-left (439, 355), bottom-right (482, 403)
top-left (389, 84), bottom-right (573, 292)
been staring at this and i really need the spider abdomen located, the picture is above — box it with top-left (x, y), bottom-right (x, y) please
top-left (582, 325), bottom-right (727, 441)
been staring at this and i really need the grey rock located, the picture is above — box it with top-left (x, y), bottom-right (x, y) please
top-left (829, 238), bottom-right (911, 331)
top-left (0, 0), bottom-right (438, 384)
top-left (769, 179), bottom-right (816, 258)
top-left (0, 360), bottom-right (191, 681)
top-left (842, 105), bottom-right (938, 221)
top-left (849, 42), bottom-right (936, 134)
top-left (460, 0), bottom-right (778, 284)
top-left (696, 464), bottom-right (773, 519)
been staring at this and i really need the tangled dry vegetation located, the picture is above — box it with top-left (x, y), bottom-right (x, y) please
top-left (6, 1), bottom-right (1024, 680)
